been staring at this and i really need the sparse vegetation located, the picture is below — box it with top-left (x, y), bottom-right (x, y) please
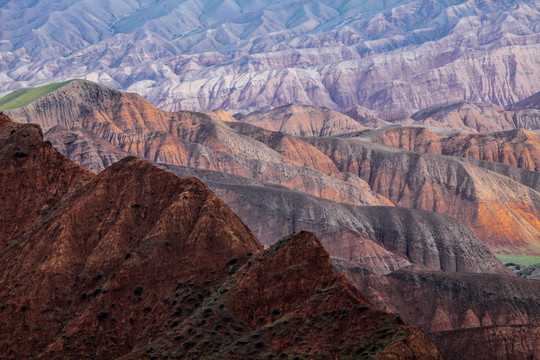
top-left (0, 80), bottom-right (77, 110)
top-left (133, 286), bottom-right (143, 295)
top-left (496, 254), bottom-right (540, 266)
top-left (14, 151), bottom-right (28, 158)
top-left (97, 311), bottom-right (109, 320)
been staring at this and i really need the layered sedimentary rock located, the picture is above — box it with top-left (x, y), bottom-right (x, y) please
top-left (239, 104), bottom-right (365, 137)
top-left (5, 81), bottom-right (539, 255)
top-left (2, 1), bottom-right (540, 114)
top-left (0, 115), bottom-right (441, 359)
top-left (45, 125), bottom-right (129, 173)
top-left (163, 164), bottom-right (511, 276)
top-left (509, 90), bottom-right (540, 110)
top-left (306, 137), bottom-right (540, 254)
top-left (339, 268), bottom-right (540, 360)
top-left (404, 102), bottom-right (540, 132)
top-left (6, 80), bottom-right (390, 207)
top-left (370, 126), bottom-right (540, 171)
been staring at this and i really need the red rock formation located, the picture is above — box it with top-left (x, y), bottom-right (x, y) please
top-left (163, 164), bottom-right (512, 276)
top-left (0, 114), bottom-right (93, 251)
top-left (120, 232), bottom-right (442, 359)
top-left (6, 81), bottom-right (390, 207)
top-left (0, 115), bottom-right (440, 359)
top-left (340, 268), bottom-right (540, 360)
top-left (370, 126), bottom-right (442, 154)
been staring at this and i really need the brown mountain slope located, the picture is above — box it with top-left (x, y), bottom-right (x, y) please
top-left (162, 164), bottom-right (511, 276)
top-left (6, 80), bottom-right (390, 207)
top-left (406, 101), bottom-right (540, 132)
top-left (339, 268), bottom-right (540, 360)
top-left (0, 113), bottom-right (93, 250)
top-left (508, 90), bottom-right (540, 111)
top-left (120, 232), bottom-right (441, 360)
top-left (0, 115), bottom-right (440, 359)
top-left (369, 127), bottom-right (540, 171)
top-left (305, 137), bottom-right (540, 254)
top-left (341, 104), bottom-right (391, 128)
top-left (45, 125), bottom-right (129, 173)
top-left (239, 103), bottom-right (366, 136)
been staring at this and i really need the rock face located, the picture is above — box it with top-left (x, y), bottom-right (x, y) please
top-left (5, 81), bottom-right (539, 255)
top-left (122, 232), bottom-right (441, 359)
top-left (240, 104), bottom-right (365, 137)
top-left (0, 115), bottom-right (441, 359)
top-left (1, 1), bottom-right (540, 113)
top-left (340, 268), bottom-right (540, 360)
top-left (6, 80), bottom-right (391, 207)
top-left (45, 125), bottom-right (129, 173)
top-left (163, 164), bottom-right (511, 276)
top-left (509, 90), bottom-right (540, 110)
top-left (306, 136), bottom-right (540, 254)
top-left (404, 102), bottom-right (540, 132)
top-left (0, 113), bottom-right (93, 250)
top-left (370, 126), bottom-right (540, 171)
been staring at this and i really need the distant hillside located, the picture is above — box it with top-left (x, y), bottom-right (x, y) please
top-left (1, 1), bottom-right (540, 112)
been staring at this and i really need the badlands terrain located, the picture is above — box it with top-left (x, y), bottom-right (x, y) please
top-left (0, 79), bottom-right (539, 358)
top-left (1, 1), bottom-right (539, 359)
top-left (1, 0), bottom-right (540, 113)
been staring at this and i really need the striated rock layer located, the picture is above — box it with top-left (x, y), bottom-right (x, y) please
top-left (370, 126), bottom-right (540, 171)
top-left (6, 80), bottom-right (390, 207)
top-left (339, 267), bottom-right (540, 360)
top-left (0, 115), bottom-right (440, 359)
top-left (239, 104), bottom-right (365, 137)
top-left (405, 102), bottom-right (540, 132)
top-left (2, 1), bottom-right (540, 113)
top-left (5, 81), bottom-right (539, 254)
top-left (305, 136), bottom-right (540, 254)
top-left (163, 164), bottom-right (511, 276)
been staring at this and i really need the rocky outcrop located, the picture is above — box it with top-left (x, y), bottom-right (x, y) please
top-left (0, 115), bottom-right (441, 358)
top-left (239, 104), bottom-right (365, 137)
top-left (121, 232), bottom-right (441, 359)
top-left (162, 164), bottom-right (511, 276)
top-left (0, 113), bottom-right (93, 251)
top-left (340, 268), bottom-right (540, 360)
top-left (370, 126), bottom-right (540, 171)
top-left (306, 136), bottom-right (540, 254)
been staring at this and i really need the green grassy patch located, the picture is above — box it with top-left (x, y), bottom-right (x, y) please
top-left (0, 80), bottom-right (77, 110)
top-left (495, 254), bottom-right (540, 266)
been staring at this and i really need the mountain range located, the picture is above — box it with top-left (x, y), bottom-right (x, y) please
top-left (1, 113), bottom-right (443, 358)
top-left (1, 0), bottom-right (540, 113)
top-left (0, 78), bottom-right (539, 358)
